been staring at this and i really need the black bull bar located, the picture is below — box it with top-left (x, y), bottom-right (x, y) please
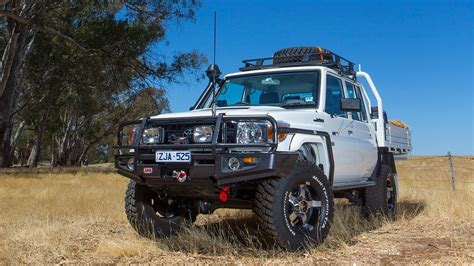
top-left (114, 114), bottom-right (299, 187)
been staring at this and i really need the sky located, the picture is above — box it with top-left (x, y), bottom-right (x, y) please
top-left (156, 0), bottom-right (473, 155)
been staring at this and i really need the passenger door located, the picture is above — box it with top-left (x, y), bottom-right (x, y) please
top-left (344, 81), bottom-right (378, 178)
top-left (324, 75), bottom-right (366, 183)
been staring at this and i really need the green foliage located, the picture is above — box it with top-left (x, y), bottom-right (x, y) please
top-left (10, 0), bottom-right (207, 166)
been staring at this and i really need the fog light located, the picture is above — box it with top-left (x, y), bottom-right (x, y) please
top-left (127, 158), bottom-right (135, 171)
top-left (228, 157), bottom-right (240, 171)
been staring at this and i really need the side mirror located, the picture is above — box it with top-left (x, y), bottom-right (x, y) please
top-left (340, 98), bottom-right (361, 112)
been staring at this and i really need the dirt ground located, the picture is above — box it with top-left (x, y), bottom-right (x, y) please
top-left (0, 157), bottom-right (472, 264)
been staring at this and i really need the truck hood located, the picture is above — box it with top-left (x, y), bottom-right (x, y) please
top-left (150, 106), bottom-right (324, 126)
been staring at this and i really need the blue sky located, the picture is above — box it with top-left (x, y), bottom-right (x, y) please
top-left (157, 0), bottom-right (473, 155)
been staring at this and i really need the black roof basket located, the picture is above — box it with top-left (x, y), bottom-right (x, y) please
top-left (240, 51), bottom-right (357, 80)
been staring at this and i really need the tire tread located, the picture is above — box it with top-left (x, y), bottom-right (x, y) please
top-left (254, 161), bottom-right (334, 250)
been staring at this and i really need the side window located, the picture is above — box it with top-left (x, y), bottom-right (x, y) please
top-left (345, 82), bottom-right (361, 121)
top-left (355, 85), bottom-right (368, 122)
top-left (345, 82), bottom-right (368, 122)
top-left (325, 75), bottom-right (346, 117)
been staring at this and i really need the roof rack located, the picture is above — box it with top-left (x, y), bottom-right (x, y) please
top-left (239, 51), bottom-right (357, 80)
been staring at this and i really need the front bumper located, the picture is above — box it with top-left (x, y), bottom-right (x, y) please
top-left (114, 114), bottom-right (298, 188)
top-left (116, 150), bottom-right (298, 186)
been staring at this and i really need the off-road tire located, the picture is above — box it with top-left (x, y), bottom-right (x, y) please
top-left (125, 180), bottom-right (192, 238)
top-left (363, 165), bottom-right (397, 217)
top-left (273, 46), bottom-right (333, 64)
top-left (254, 161), bottom-right (334, 251)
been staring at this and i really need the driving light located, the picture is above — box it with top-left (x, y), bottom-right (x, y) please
top-left (142, 127), bottom-right (164, 144)
top-left (193, 125), bottom-right (214, 143)
top-left (228, 157), bottom-right (240, 171)
top-left (127, 158), bottom-right (135, 171)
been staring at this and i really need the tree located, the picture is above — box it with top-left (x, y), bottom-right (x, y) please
top-left (1, 0), bottom-right (206, 167)
top-left (0, 0), bottom-right (35, 166)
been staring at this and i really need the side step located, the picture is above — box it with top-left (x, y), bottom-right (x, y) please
top-left (333, 180), bottom-right (375, 192)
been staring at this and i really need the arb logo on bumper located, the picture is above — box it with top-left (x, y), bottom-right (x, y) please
top-left (143, 167), bottom-right (153, 174)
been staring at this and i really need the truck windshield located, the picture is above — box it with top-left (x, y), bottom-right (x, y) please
top-left (205, 71), bottom-right (320, 109)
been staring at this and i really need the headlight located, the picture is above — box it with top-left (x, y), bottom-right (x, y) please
top-left (142, 127), bottom-right (164, 144)
top-left (193, 125), bottom-right (214, 143)
top-left (236, 121), bottom-right (272, 144)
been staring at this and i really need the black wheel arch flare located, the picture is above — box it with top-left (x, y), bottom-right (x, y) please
top-left (281, 128), bottom-right (335, 186)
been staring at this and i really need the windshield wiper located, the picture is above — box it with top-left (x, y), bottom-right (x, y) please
top-left (279, 102), bottom-right (315, 108)
top-left (231, 102), bottom-right (251, 106)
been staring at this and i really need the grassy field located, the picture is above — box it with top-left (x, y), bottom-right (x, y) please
top-left (0, 157), bottom-right (472, 264)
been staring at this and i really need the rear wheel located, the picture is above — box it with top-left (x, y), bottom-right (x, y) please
top-left (254, 161), bottom-right (334, 251)
top-left (363, 165), bottom-right (397, 217)
top-left (125, 181), bottom-right (196, 238)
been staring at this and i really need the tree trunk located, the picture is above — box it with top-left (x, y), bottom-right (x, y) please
top-left (50, 136), bottom-right (56, 167)
top-left (27, 127), bottom-right (44, 167)
top-left (10, 121), bottom-right (24, 147)
top-left (10, 120), bottom-right (24, 164)
top-left (78, 143), bottom-right (92, 166)
top-left (27, 113), bottom-right (48, 167)
top-left (0, 16), bottom-right (31, 167)
top-left (26, 139), bottom-right (38, 167)
top-left (0, 20), bottom-right (20, 97)
top-left (55, 110), bottom-right (74, 166)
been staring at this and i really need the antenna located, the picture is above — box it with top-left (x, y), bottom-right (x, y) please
top-left (213, 11), bottom-right (216, 69)
top-left (211, 12), bottom-right (217, 117)
top-left (205, 12), bottom-right (220, 116)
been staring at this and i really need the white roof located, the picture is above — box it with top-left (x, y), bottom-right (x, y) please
top-left (224, 65), bottom-right (340, 79)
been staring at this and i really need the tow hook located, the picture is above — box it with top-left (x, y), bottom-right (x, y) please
top-left (219, 186), bottom-right (231, 203)
top-left (158, 189), bottom-right (167, 200)
top-left (173, 170), bottom-right (189, 183)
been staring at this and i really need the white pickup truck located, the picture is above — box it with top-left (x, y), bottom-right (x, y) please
top-left (115, 46), bottom-right (411, 250)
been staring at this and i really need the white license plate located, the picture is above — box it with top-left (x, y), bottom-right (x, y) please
top-left (155, 151), bottom-right (191, 163)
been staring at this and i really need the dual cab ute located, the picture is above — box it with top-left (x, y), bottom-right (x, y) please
top-left (115, 47), bottom-right (411, 250)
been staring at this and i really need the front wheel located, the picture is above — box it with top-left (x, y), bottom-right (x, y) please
top-left (124, 181), bottom-right (196, 238)
top-left (254, 161), bottom-right (334, 251)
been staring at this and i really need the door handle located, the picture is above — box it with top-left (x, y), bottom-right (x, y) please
top-left (348, 130), bottom-right (353, 135)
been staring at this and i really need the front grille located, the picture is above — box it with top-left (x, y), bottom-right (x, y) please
top-left (144, 121), bottom-right (217, 145)
top-left (162, 124), bottom-right (194, 144)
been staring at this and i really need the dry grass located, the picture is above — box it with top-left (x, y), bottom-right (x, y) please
top-left (0, 157), bottom-right (472, 264)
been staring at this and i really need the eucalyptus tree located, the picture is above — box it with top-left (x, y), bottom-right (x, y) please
top-left (0, 0), bottom-right (206, 166)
